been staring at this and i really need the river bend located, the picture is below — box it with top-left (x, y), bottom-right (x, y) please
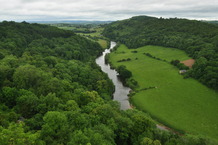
top-left (95, 42), bottom-right (131, 110)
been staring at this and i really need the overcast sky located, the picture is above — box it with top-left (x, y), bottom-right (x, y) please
top-left (0, 0), bottom-right (218, 21)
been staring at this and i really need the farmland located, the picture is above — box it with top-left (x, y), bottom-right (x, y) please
top-left (109, 44), bottom-right (218, 141)
top-left (50, 23), bottom-right (109, 49)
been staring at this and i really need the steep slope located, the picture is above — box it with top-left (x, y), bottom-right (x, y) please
top-left (103, 16), bottom-right (218, 90)
top-left (0, 21), bottom-right (103, 60)
top-left (0, 21), bottom-right (216, 145)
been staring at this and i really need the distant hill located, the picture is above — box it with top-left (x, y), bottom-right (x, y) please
top-left (206, 21), bottom-right (218, 25)
top-left (27, 20), bottom-right (113, 25)
top-left (0, 21), bottom-right (103, 59)
top-left (103, 15), bottom-right (218, 90)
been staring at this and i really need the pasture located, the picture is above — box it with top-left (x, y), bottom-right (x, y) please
top-left (97, 39), bottom-right (108, 49)
top-left (109, 44), bottom-right (218, 141)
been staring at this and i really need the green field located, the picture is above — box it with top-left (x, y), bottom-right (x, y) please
top-left (57, 25), bottom-right (108, 49)
top-left (109, 44), bottom-right (218, 141)
top-left (77, 27), bottom-right (104, 37)
top-left (97, 39), bottom-right (108, 49)
top-left (58, 26), bottom-right (76, 30)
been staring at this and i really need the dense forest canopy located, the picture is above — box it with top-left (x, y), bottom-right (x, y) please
top-left (0, 21), bottom-right (216, 144)
top-left (103, 16), bottom-right (218, 90)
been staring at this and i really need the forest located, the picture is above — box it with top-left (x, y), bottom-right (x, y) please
top-left (103, 16), bottom-right (218, 90)
top-left (0, 21), bottom-right (216, 144)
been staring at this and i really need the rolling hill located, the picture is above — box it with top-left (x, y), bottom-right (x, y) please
top-left (103, 16), bottom-right (218, 90)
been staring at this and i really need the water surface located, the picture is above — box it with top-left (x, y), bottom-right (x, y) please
top-left (95, 42), bottom-right (131, 110)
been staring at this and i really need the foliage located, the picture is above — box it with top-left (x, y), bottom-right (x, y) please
top-left (0, 21), bottom-right (216, 145)
top-left (103, 16), bottom-right (218, 90)
top-left (117, 65), bottom-right (132, 82)
top-left (0, 122), bottom-right (43, 145)
top-left (108, 44), bottom-right (218, 142)
top-left (171, 60), bottom-right (189, 70)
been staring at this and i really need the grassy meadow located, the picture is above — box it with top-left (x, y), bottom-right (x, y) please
top-left (58, 25), bottom-right (108, 49)
top-left (109, 44), bottom-right (218, 141)
top-left (57, 26), bottom-right (76, 30)
top-left (97, 39), bottom-right (108, 49)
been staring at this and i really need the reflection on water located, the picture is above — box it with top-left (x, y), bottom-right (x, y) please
top-left (95, 42), bottom-right (131, 110)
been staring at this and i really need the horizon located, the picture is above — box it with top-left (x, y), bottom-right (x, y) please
top-left (1, 15), bottom-right (218, 23)
top-left (1, 0), bottom-right (218, 22)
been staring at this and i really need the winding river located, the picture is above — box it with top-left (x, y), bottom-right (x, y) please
top-left (96, 41), bottom-right (170, 131)
top-left (95, 42), bottom-right (131, 110)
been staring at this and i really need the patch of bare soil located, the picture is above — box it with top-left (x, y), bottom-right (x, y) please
top-left (181, 59), bottom-right (195, 68)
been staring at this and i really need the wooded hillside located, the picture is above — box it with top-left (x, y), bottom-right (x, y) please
top-left (103, 16), bottom-right (218, 90)
top-left (0, 21), bottom-right (215, 144)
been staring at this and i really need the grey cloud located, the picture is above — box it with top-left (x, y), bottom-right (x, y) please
top-left (0, 0), bottom-right (217, 21)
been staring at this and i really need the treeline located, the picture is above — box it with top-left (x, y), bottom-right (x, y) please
top-left (73, 30), bottom-right (97, 33)
top-left (0, 21), bottom-right (215, 144)
top-left (103, 16), bottom-right (218, 90)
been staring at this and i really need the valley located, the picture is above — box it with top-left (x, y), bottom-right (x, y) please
top-left (0, 16), bottom-right (218, 144)
top-left (108, 44), bottom-right (218, 141)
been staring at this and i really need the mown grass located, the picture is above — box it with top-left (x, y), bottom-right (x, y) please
top-left (109, 44), bottom-right (218, 141)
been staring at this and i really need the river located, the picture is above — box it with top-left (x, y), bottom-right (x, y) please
top-left (96, 41), bottom-right (171, 131)
top-left (95, 41), bottom-right (131, 110)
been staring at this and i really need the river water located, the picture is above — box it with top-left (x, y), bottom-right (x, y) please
top-left (95, 42), bottom-right (170, 131)
top-left (95, 42), bottom-right (131, 110)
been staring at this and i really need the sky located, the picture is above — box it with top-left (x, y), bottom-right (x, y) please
top-left (0, 0), bottom-right (218, 22)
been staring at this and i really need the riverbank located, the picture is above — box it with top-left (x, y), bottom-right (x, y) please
top-left (95, 42), bottom-right (131, 110)
top-left (108, 44), bottom-right (218, 141)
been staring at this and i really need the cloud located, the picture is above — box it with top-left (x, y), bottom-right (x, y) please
top-left (0, 0), bottom-right (218, 21)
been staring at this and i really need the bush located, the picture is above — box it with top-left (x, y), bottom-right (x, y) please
top-left (117, 65), bottom-right (132, 82)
